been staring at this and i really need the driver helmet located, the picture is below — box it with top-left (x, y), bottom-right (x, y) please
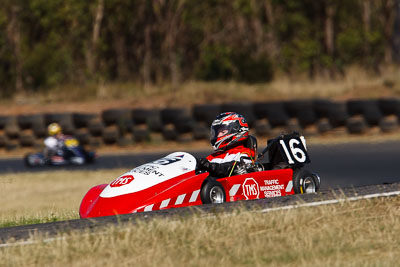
top-left (48, 122), bottom-right (62, 136)
top-left (210, 112), bottom-right (249, 151)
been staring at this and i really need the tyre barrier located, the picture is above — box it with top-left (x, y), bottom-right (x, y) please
top-left (2, 98), bottom-right (400, 150)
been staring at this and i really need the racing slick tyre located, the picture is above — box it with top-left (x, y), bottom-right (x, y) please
top-left (200, 179), bottom-right (226, 204)
top-left (292, 169), bottom-right (320, 194)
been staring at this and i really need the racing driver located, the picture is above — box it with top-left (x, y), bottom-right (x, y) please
top-left (196, 112), bottom-right (256, 177)
top-left (44, 122), bottom-right (67, 160)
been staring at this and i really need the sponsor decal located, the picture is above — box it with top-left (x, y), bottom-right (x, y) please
top-left (132, 165), bottom-right (164, 177)
top-left (152, 156), bottom-right (183, 165)
top-left (110, 175), bottom-right (134, 187)
top-left (261, 179), bottom-right (284, 198)
top-left (242, 178), bottom-right (260, 200)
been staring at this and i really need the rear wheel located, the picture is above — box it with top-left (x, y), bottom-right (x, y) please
top-left (200, 179), bottom-right (226, 204)
top-left (293, 169), bottom-right (320, 194)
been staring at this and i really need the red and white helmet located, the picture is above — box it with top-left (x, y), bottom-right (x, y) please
top-left (210, 112), bottom-right (249, 151)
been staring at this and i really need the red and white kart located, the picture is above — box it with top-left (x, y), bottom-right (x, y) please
top-left (80, 133), bottom-right (320, 218)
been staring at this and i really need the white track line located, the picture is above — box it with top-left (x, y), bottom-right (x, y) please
top-left (259, 190), bottom-right (400, 213)
top-left (0, 236), bottom-right (65, 248)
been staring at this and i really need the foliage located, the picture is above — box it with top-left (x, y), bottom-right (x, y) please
top-left (0, 0), bottom-right (398, 94)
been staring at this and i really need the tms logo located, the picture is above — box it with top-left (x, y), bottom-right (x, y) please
top-left (110, 175), bottom-right (134, 187)
top-left (242, 178), bottom-right (260, 200)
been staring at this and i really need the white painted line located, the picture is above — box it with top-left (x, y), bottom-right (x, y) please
top-left (229, 184), bottom-right (241, 196)
top-left (0, 236), bottom-right (65, 248)
top-left (189, 190), bottom-right (200, 202)
top-left (175, 194), bottom-right (186, 205)
top-left (160, 199), bottom-right (171, 209)
top-left (259, 191), bottom-right (400, 213)
top-left (144, 204), bottom-right (154, 212)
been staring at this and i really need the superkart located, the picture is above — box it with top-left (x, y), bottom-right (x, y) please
top-left (80, 132), bottom-right (320, 218)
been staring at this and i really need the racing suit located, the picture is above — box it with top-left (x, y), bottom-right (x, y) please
top-left (197, 144), bottom-right (256, 178)
top-left (44, 135), bottom-right (66, 158)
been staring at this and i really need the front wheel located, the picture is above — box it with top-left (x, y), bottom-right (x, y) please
top-left (200, 179), bottom-right (226, 204)
top-left (293, 169), bottom-right (320, 194)
top-left (24, 153), bottom-right (33, 167)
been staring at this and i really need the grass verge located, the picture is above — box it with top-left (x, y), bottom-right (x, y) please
top-left (1, 196), bottom-right (400, 266)
top-left (6, 66), bottom-right (400, 114)
top-left (0, 169), bottom-right (125, 228)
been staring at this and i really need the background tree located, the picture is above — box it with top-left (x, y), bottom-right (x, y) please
top-left (0, 0), bottom-right (398, 96)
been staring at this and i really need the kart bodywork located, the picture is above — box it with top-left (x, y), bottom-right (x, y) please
top-left (80, 133), bottom-right (320, 218)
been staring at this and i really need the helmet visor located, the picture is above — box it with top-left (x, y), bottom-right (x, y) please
top-left (210, 124), bottom-right (230, 146)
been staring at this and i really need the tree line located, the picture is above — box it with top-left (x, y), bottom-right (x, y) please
top-left (1, 0), bottom-right (400, 96)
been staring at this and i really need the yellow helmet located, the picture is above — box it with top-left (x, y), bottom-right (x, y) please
top-left (48, 123), bottom-right (62, 136)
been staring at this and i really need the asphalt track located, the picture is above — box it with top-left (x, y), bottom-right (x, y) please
top-left (1, 141), bottom-right (400, 243)
top-left (1, 141), bottom-right (400, 190)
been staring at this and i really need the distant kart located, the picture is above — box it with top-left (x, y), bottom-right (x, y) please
top-left (80, 132), bottom-right (320, 218)
top-left (24, 137), bottom-right (96, 167)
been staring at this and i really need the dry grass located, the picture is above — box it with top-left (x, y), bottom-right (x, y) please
top-left (5, 66), bottom-right (400, 114)
top-left (0, 169), bottom-right (125, 227)
top-left (1, 169), bottom-right (400, 266)
top-left (1, 197), bottom-right (400, 266)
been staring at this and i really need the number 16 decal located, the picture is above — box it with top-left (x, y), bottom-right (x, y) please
top-left (279, 136), bottom-right (310, 165)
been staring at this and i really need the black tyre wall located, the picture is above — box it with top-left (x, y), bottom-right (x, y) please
top-left (284, 100), bottom-right (317, 127)
top-left (17, 114), bottom-right (44, 130)
top-left (73, 113), bottom-right (98, 128)
top-left (192, 104), bottom-right (221, 124)
top-left (347, 99), bottom-right (383, 125)
top-left (378, 98), bottom-right (400, 116)
top-left (326, 102), bottom-right (349, 127)
top-left (0, 116), bottom-right (14, 129)
top-left (102, 109), bottom-right (132, 126)
top-left (253, 102), bottom-right (289, 127)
